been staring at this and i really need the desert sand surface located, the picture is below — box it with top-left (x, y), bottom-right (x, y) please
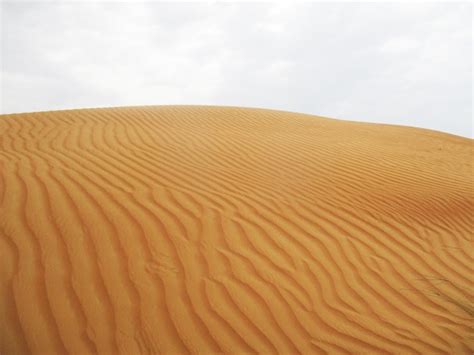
top-left (0, 105), bottom-right (472, 354)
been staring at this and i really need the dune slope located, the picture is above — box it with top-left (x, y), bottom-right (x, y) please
top-left (0, 106), bottom-right (473, 354)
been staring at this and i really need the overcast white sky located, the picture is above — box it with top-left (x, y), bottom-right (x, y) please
top-left (1, 2), bottom-right (472, 137)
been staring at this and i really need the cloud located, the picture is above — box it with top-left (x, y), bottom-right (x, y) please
top-left (379, 37), bottom-right (420, 54)
top-left (1, 2), bottom-right (472, 137)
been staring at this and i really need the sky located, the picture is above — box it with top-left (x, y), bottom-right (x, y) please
top-left (1, 2), bottom-right (472, 137)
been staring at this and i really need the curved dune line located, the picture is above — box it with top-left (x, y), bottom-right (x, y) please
top-left (1, 106), bottom-right (473, 354)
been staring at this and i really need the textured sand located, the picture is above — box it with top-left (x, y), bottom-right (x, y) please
top-left (0, 106), bottom-right (472, 354)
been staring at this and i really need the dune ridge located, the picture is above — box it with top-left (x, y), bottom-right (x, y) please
top-left (0, 105), bottom-right (472, 354)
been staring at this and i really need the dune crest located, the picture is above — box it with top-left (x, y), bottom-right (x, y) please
top-left (1, 106), bottom-right (472, 354)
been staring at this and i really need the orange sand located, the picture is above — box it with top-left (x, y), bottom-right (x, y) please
top-left (0, 106), bottom-right (472, 354)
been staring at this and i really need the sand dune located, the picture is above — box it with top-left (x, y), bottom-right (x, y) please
top-left (0, 105), bottom-right (472, 354)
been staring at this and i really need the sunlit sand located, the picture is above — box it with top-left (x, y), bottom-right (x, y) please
top-left (1, 106), bottom-right (472, 354)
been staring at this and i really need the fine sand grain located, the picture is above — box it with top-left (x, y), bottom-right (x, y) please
top-left (0, 106), bottom-right (472, 354)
